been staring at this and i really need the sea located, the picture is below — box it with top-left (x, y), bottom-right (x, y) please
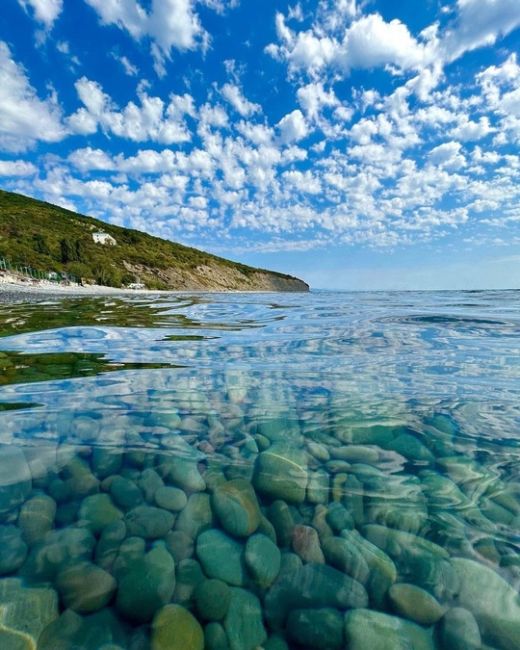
top-left (0, 289), bottom-right (518, 650)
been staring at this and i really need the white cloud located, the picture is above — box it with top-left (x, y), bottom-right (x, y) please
top-left (0, 41), bottom-right (66, 152)
top-left (277, 109), bottom-right (309, 143)
top-left (18, 0), bottom-right (63, 28)
top-left (442, 0), bottom-right (520, 62)
top-left (115, 54), bottom-right (139, 76)
top-left (428, 141), bottom-right (466, 170)
top-left (84, 0), bottom-right (214, 74)
top-left (68, 77), bottom-right (193, 144)
top-left (0, 160), bottom-right (38, 176)
top-left (297, 82), bottom-right (338, 120)
top-left (451, 116), bottom-right (493, 141)
top-left (221, 84), bottom-right (261, 117)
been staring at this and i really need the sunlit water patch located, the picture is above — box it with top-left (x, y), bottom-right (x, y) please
top-left (0, 290), bottom-right (519, 649)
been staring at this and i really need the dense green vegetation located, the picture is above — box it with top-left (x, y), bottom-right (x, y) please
top-left (0, 189), bottom-right (298, 289)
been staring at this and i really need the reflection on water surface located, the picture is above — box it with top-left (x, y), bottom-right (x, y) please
top-left (0, 290), bottom-right (519, 649)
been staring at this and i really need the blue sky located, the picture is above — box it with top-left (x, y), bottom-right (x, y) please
top-left (0, 0), bottom-right (520, 289)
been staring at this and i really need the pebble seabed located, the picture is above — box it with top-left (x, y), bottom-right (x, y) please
top-left (0, 412), bottom-right (519, 650)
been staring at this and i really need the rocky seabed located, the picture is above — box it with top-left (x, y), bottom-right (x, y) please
top-left (0, 412), bottom-right (519, 650)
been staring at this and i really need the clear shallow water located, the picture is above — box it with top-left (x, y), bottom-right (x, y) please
top-left (0, 290), bottom-right (519, 649)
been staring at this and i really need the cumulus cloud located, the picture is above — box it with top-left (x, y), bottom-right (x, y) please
top-left (68, 77), bottom-right (194, 144)
top-left (84, 0), bottom-right (221, 74)
top-left (0, 41), bottom-right (66, 152)
top-left (221, 84), bottom-right (261, 117)
top-left (18, 0), bottom-right (63, 28)
top-left (277, 109), bottom-right (309, 143)
top-left (0, 160), bottom-right (38, 176)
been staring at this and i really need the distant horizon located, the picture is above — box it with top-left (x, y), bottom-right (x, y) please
top-left (0, 0), bottom-right (519, 290)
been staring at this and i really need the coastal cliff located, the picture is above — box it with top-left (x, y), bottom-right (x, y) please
top-left (0, 190), bottom-right (309, 292)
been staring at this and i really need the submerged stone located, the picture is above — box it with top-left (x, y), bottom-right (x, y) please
top-left (125, 505), bottom-right (174, 539)
top-left (56, 562), bottom-right (116, 613)
top-left (205, 622), bottom-right (230, 650)
top-left (173, 558), bottom-right (205, 607)
top-left (452, 557), bottom-right (520, 650)
top-left (39, 608), bottom-right (126, 650)
top-left (0, 526), bottom-right (27, 575)
top-left (195, 579), bottom-right (231, 621)
top-left (322, 535), bottom-right (370, 585)
top-left (267, 500), bottom-right (294, 547)
top-left (244, 533), bottom-right (281, 588)
top-left (91, 448), bottom-right (122, 480)
top-left (287, 608), bottom-right (344, 649)
top-left (18, 494), bottom-right (56, 546)
top-left (306, 469), bottom-right (330, 504)
top-left (253, 444), bottom-right (308, 503)
top-left (175, 494), bottom-right (214, 539)
top-left (79, 494), bottom-right (123, 534)
top-left (116, 545), bottom-right (175, 623)
top-left (155, 486), bottom-right (187, 512)
top-left (292, 525), bottom-right (325, 564)
top-left (110, 476), bottom-right (143, 510)
top-left (212, 479), bottom-right (261, 538)
top-left (439, 607), bottom-right (481, 650)
top-left (152, 604), bottom-right (204, 650)
top-left (344, 608), bottom-right (435, 650)
top-left (265, 562), bottom-right (368, 629)
top-left (158, 457), bottom-right (206, 493)
top-left (196, 529), bottom-right (245, 586)
top-left (388, 583), bottom-right (446, 625)
top-left (165, 530), bottom-right (194, 563)
top-left (224, 588), bottom-right (267, 650)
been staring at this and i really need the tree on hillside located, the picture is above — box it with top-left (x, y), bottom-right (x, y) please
top-left (60, 238), bottom-right (72, 264)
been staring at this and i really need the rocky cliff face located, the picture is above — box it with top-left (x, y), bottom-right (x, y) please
top-left (122, 262), bottom-right (309, 292)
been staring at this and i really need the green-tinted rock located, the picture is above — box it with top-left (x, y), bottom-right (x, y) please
top-left (205, 622), bottom-right (230, 650)
top-left (452, 557), bottom-right (520, 650)
top-left (79, 494), bottom-right (123, 534)
top-left (116, 545), bottom-right (175, 623)
top-left (138, 469), bottom-right (164, 502)
top-left (56, 562), bottom-right (116, 613)
top-left (112, 536), bottom-right (146, 577)
top-left (264, 563), bottom-right (368, 629)
top-left (39, 608), bottom-right (127, 650)
top-left (224, 588), bottom-right (267, 650)
top-left (165, 530), bottom-right (194, 562)
top-left (62, 456), bottom-right (99, 498)
top-left (439, 607), bottom-right (481, 650)
top-left (253, 444), bottom-right (308, 503)
top-left (158, 457), bottom-right (205, 493)
top-left (155, 486), bottom-right (187, 512)
top-left (386, 433), bottom-right (434, 462)
top-left (0, 447), bottom-right (31, 517)
top-left (151, 604), bottom-right (204, 650)
top-left (195, 579), bottom-right (231, 621)
top-left (110, 476), bottom-right (143, 510)
top-left (363, 524), bottom-right (457, 601)
top-left (287, 608), bottom-right (343, 649)
top-left (21, 527), bottom-right (96, 582)
top-left (95, 520), bottom-right (127, 571)
top-left (175, 493), bottom-right (214, 539)
top-left (267, 500), bottom-right (294, 547)
top-left (125, 505), bottom-right (174, 539)
top-left (92, 448), bottom-right (122, 479)
top-left (245, 533), bottom-right (281, 588)
top-left (326, 502), bottom-right (354, 533)
top-left (306, 469), bottom-right (329, 504)
top-left (389, 583), bottom-right (446, 625)
top-left (212, 479), bottom-right (261, 538)
top-left (340, 529), bottom-right (396, 607)
top-left (322, 535), bottom-right (370, 585)
top-left (0, 526), bottom-right (27, 575)
top-left (0, 578), bottom-right (58, 646)
top-left (18, 494), bottom-right (56, 546)
top-left (196, 529), bottom-right (245, 586)
top-left (345, 609), bottom-right (435, 650)
top-left (173, 558), bottom-right (205, 607)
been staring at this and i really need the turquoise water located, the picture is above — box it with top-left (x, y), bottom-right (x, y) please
top-left (0, 290), bottom-right (519, 649)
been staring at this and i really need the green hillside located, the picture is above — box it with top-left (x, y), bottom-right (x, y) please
top-left (0, 190), bottom-right (308, 291)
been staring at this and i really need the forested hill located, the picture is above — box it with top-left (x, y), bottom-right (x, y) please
top-left (0, 190), bottom-right (309, 292)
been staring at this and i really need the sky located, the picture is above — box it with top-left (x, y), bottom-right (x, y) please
top-left (0, 0), bottom-right (520, 290)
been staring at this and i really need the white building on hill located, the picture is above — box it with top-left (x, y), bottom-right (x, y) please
top-left (93, 231), bottom-right (117, 246)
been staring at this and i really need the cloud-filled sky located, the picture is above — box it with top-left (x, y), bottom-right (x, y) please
top-left (1, 0), bottom-right (520, 289)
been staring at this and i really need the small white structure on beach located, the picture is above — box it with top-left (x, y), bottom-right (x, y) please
top-left (92, 231), bottom-right (117, 246)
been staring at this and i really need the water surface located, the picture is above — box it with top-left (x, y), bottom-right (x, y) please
top-left (0, 290), bottom-right (519, 649)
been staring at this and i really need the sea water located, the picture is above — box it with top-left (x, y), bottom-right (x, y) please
top-left (0, 290), bottom-right (518, 650)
